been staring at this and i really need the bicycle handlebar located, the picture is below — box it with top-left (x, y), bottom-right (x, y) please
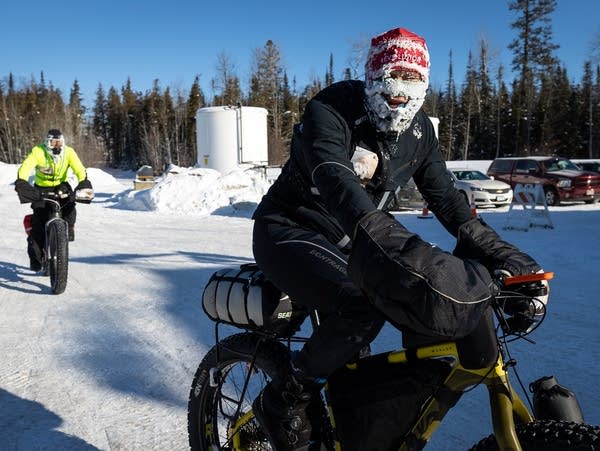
top-left (503, 271), bottom-right (554, 286)
top-left (39, 188), bottom-right (94, 204)
top-left (493, 271), bottom-right (553, 337)
top-left (41, 191), bottom-right (71, 200)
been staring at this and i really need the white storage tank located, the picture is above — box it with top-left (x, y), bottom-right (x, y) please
top-left (196, 106), bottom-right (269, 174)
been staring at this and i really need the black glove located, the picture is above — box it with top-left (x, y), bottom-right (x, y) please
top-left (14, 179), bottom-right (41, 204)
top-left (74, 178), bottom-right (94, 203)
top-left (453, 217), bottom-right (541, 276)
top-left (75, 178), bottom-right (93, 190)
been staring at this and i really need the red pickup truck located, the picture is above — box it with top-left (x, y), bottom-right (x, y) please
top-left (487, 156), bottom-right (600, 206)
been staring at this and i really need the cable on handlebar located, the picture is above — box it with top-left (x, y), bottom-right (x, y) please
top-left (493, 288), bottom-right (547, 342)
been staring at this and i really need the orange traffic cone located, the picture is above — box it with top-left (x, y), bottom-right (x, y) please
top-left (470, 200), bottom-right (478, 218)
top-left (418, 202), bottom-right (432, 219)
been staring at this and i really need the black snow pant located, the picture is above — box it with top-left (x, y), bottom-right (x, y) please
top-left (28, 194), bottom-right (76, 265)
top-left (252, 217), bottom-right (386, 379)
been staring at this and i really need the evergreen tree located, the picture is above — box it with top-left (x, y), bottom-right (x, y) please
top-left (543, 66), bottom-right (575, 155)
top-left (581, 61), bottom-right (594, 158)
top-left (92, 84), bottom-right (109, 153)
top-left (458, 51), bottom-right (478, 160)
top-left (438, 50), bottom-right (458, 160)
top-left (474, 38), bottom-right (496, 159)
top-left (248, 40), bottom-right (285, 164)
top-left (8, 73), bottom-right (15, 95)
top-left (495, 65), bottom-right (514, 158)
top-left (161, 87), bottom-right (176, 169)
top-left (325, 53), bottom-right (334, 86)
top-left (121, 79), bottom-right (141, 167)
top-left (508, 0), bottom-right (559, 154)
top-left (594, 65), bottom-right (600, 157)
top-left (106, 86), bottom-right (124, 167)
top-left (184, 75), bottom-right (205, 165)
top-left (139, 79), bottom-right (164, 169)
top-left (68, 80), bottom-right (85, 144)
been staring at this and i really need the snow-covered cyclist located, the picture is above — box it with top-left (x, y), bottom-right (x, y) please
top-left (14, 129), bottom-right (93, 271)
top-left (251, 27), bottom-right (543, 450)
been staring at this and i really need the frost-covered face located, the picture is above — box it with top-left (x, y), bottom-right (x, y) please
top-left (365, 70), bottom-right (428, 134)
top-left (46, 132), bottom-right (65, 156)
top-left (364, 27), bottom-right (430, 134)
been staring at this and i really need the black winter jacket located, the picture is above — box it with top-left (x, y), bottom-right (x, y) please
top-left (253, 80), bottom-right (472, 247)
top-left (253, 80), bottom-right (543, 339)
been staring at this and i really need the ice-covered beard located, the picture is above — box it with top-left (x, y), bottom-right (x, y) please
top-left (364, 77), bottom-right (427, 134)
top-left (51, 150), bottom-right (63, 163)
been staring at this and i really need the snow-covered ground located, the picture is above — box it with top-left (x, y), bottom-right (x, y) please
top-left (0, 161), bottom-right (598, 450)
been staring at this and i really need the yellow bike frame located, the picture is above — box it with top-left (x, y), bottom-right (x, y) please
top-left (213, 272), bottom-right (555, 450)
top-left (224, 340), bottom-right (533, 451)
top-left (380, 341), bottom-right (533, 451)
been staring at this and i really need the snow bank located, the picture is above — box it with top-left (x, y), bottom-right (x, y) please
top-left (114, 166), bottom-right (270, 216)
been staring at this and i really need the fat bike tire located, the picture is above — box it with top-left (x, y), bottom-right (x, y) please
top-left (468, 419), bottom-right (600, 451)
top-left (187, 332), bottom-right (291, 450)
top-left (47, 219), bottom-right (69, 294)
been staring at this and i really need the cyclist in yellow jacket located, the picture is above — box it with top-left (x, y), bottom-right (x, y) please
top-left (15, 129), bottom-right (93, 271)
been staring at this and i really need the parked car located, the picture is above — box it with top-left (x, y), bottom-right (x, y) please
top-left (487, 156), bottom-right (600, 206)
top-left (447, 168), bottom-right (513, 207)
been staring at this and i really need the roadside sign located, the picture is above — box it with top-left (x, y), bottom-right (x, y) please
top-left (503, 183), bottom-right (554, 231)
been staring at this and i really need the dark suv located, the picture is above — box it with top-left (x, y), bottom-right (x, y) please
top-left (487, 156), bottom-right (600, 205)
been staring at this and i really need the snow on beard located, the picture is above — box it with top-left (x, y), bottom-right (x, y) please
top-left (364, 27), bottom-right (430, 134)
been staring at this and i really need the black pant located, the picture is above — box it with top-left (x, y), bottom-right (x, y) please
top-left (252, 218), bottom-right (385, 379)
top-left (28, 197), bottom-right (76, 264)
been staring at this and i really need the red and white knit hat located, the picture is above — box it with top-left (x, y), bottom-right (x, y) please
top-left (365, 27), bottom-right (430, 86)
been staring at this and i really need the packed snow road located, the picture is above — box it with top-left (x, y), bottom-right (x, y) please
top-left (0, 172), bottom-right (255, 450)
top-left (1, 164), bottom-right (598, 450)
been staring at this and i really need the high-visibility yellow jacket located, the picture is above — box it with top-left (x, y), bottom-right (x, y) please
top-left (17, 144), bottom-right (87, 187)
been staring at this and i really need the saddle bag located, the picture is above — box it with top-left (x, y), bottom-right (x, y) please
top-left (202, 263), bottom-right (306, 337)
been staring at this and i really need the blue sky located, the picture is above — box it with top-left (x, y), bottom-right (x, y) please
top-left (2, 0), bottom-right (599, 108)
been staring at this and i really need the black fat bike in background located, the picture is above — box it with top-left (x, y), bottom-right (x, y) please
top-left (23, 188), bottom-right (93, 294)
top-left (188, 268), bottom-right (600, 450)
